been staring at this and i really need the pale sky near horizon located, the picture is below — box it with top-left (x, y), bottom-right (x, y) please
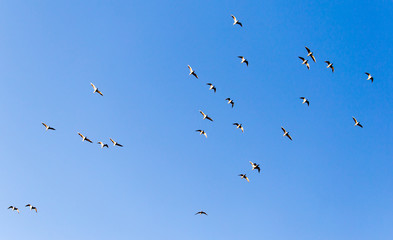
top-left (1, 1), bottom-right (393, 239)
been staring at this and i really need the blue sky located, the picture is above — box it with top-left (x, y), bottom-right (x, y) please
top-left (1, 0), bottom-right (393, 239)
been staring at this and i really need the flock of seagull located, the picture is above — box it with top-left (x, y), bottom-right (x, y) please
top-left (8, 14), bottom-right (372, 218)
top-left (190, 15), bottom-right (370, 216)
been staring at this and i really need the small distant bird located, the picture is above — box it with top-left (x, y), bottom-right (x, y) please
top-left (231, 15), bottom-right (242, 27)
top-left (195, 211), bottom-right (208, 216)
top-left (325, 61), bottom-right (334, 72)
top-left (352, 117), bottom-right (363, 128)
top-left (90, 83), bottom-right (103, 96)
top-left (226, 98), bottom-right (234, 108)
top-left (8, 206), bottom-right (19, 213)
top-left (305, 47), bottom-right (316, 63)
top-left (78, 132), bottom-right (93, 143)
top-left (233, 123), bottom-right (244, 133)
top-left (110, 138), bottom-right (123, 147)
top-left (281, 127), bottom-right (292, 140)
top-left (196, 130), bottom-right (207, 138)
top-left (365, 72), bottom-right (373, 83)
top-left (188, 65), bottom-right (198, 79)
top-left (299, 97), bottom-right (310, 106)
top-left (199, 110), bottom-right (213, 121)
top-left (249, 161), bottom-right (261, 173)
top-left (239, 174), bottom-right (250, 182)
top-left (25, 204), bottom-right (37, 213)
top-left (238, 56), bottom-right (248, 66)
top-left (206, 83), bottom-right (216, 93)
top-left (42, 122), bottom-right (55, 131)
top-left (98, 142), bottom-right (109, 148)
top-left (298, 57), bottom-right (310, 70)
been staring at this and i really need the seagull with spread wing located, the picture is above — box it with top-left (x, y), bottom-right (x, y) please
top-left (226, 98), bottom-right (234, 108)
top-left (298, 57), bottom-right (310, 70)
top-left (352, 117), bottom-right (363, 128)
top-left (239, 174), bottom-right (250, 182)
top-left (195, 211), bottom-right (208, 216)
top-left (188, 65), bottom-right (198, 79)
top-left (249, 161), bottom-right (261, 173)
top-left (110, 138), bottom-right (123, 147)
top-left (233, 123), bottom-right (244, 133)
top-left (299, 97), bottom-right (310, 106)
top-left (325, 61), bottom-right (334, 72)
top-left (196, 130), bottom-right (207, 138)
top-left (231, 15), bottom-right (242, 27)
top-left (25, 204), bottom-right (38, 213)
top-left (42, 122), bottom-right (55, 131)
top-left (206, 83), bottom-right (216, 93)
top-left (305, 47), bottom-right (316, 62)
top-left (199, 110), bottom-right (213, 121)
top-left (78, 132), bottom-right (93, 143)
top-left (8, 206), bottom-right (19, 213)
top-left (238, 56), bottom-right (248, 66)
top-left (98, 142), bottom-right (109, 148)
top-left (90, 83), bottom-right (103, 96)
top-left (365, 72), bottom-right (373, 83)
top-left (281, 127), bottom-right (292, 140)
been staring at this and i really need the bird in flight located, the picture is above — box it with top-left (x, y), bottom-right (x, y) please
top-left (325, 61), bottom-right (334, 72)
top-left (281, 127), bottom-right (292, 140)
top-left (199, 110), bottom-right (213, 121)
top-left (206, 83), bottom-right (216, 93)
top-left (233, 123), bottom-right (244, 133)
top-left (249, 161), bottom-right (261, 173)
top-left (299, 97), bottom-right (310, 106)
top-left (238, 56), bottom-right (248, 66)
top-left (352, 117), bottom-right (363, 128)
top-left (98, 141), bottom-right (109, 148)
top-left (42, 122), bottom-right (55, 131)
top-left (90, 83), bottom-right (103, 96)
top-left (196, 130), bottom-right (207, 138)
top-left (239, 174), bottom-right (250, 182)
top-left (365, 72), bottom-right (373, 83)
top-left (305, 47), bottom-right (316, 63)
top-left (195, 211), bottom-right (208, 216)
top-left (8, 206), bottom-right (19, 213)
top-left (298, 57), bottom-right (310, 70)
top-left (226, 98), bottom-right (234, 108)
top-left (231, 15), bottom-right (242, 27)
top-left (25, 204), bottom-right (38, 213)
top-left (188, 65), bottom-right (198, 79)
top-left (78, 132), bottom-right (93, 143)
top-left (110, 138), bottom-right (123, 147)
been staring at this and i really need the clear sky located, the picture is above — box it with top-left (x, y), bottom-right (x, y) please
top-left (1, 0), bottom-right (393, 239)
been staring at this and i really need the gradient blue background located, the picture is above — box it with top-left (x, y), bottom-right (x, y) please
top-left (1, 1), bottom-right (393, 239)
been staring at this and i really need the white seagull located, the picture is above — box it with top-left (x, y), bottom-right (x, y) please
top-left (305, 47), bottom-right (316, 63)
top-left (325, 61), bottom-right (334, 72)
top-left (8, 206), bottom-right (19, 213)
top-left (110, 138), bottom-right (123, 147)
top-left (365, 72), bottom-right (373, 83)
top-left (233, 123), bottom-right (244, 132)
top-left (25, 204), bottom-right (38, 213)
top-left (299, 97), bottom-right (310, 106)
top-left (226, 98), bottom-right (234, 108)
top-left (97, 142), bottom-right (109, 148)
top-left (78, 132), bottom-right (93, 143)
top-left (196, 130), bottom-right (207, 138)
top-left (188, 65), bottom-right (198, 79)
top-left (199, 110), bottom-right (213, 121)
top-left (298, 57), bottom-right (310, 70)
top-left (231, 15), bottom-right (243, 27)
top-left (195, 211), bottom-right (208, 216)
top-left (42, 122), bottom-right (55, 131)
top-left (206, 83), bottom-right (216, 93)
top-left (352, 117), bottom-right (363, 128)
top-left (238, 56), bottom-right (248, 66)
top-left (249, 161), bottom-right (261, 173)
top-left (281, 127), bottom-right (292, 140)
top-left (90, 83), bottom-right (103, 96)
top-left (239, 174), bottom-right (250, 182)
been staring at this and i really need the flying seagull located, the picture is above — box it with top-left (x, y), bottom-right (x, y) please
top-left (110, 138), bottom-right (123, 147)
top-left (299, 97), bottom-right (310, 106)
top-left (365, 72), bottom-right (373, 83)
top-left (206, 83), bottom-right (216, 93)
top-left (78, 132), bottom-right (93, 143)
top-left (239, 174), bottom-right (250, 182)
top-left (298, 57), bottom-right (310, 70)
top-left (281, 127), bottom-right (292, 140)
top-left (195, 211), bottom-right (208, 216)
top-left (226, 98), bottom-right (234, 108)
top-left (97, 142), bottom-right (109, 148)
top-left (305, 47), bottom-right (316, 63)
top-left (42, 122), bottom-right (55, 131)
top-left (233, 123), bottom-right (244, 133)
top-left (90, 83), bottom-right (103, 96)
top-left (25, 204), bottom-right (37, 213)
top-left (188, 65), bottom-right (198, 79)
top-left (249, 161), bottom-right (261, 173)
top-left (352, 117), bottom-right (363, 128)
top-left (8, 206), bottom-right (19, 213)
top-left (325, 61), bottom-right (334, 72)
top-left (231, 15), bottom-right (242, 27)
top-left (238, 56), bottom-right (248, 66)
top-left (199, 110), bottom-right (213, 121)
top-left (196, 130), bottom-right (207, 138)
